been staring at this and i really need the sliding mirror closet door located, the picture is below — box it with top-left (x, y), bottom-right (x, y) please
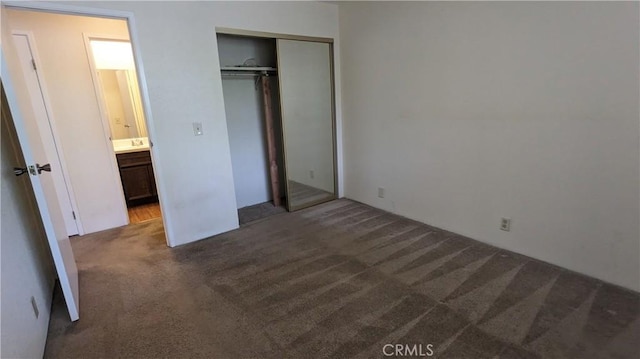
top-left (277, 39), bottom-right (336, 211)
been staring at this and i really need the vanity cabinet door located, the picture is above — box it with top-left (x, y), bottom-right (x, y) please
top-left (116, 151), bottom-right (157, 206)
top-left (120, 165), bottom-right (154, 201)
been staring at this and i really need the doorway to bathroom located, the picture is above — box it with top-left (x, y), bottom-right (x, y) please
top-left (86, 38), bottom-right (161, 224)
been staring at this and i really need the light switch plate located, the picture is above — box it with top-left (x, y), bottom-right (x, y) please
top-left (193, 122), bottom-right (203, 136)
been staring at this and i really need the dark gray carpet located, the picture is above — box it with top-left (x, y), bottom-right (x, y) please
top-left (238, 201), bottom-right (287, 225)
top-left (44, 199), bottom-right (640, 358)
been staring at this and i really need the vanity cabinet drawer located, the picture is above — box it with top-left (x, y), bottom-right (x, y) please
top-left (116, 151), bottom-right (151, 168)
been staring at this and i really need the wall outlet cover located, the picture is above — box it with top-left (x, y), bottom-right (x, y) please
top-left (500, 217), bottom-right (511, 232)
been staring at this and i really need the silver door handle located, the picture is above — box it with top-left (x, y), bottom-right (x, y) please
top-left (36, 163), bottom-right (51, 174)
top-left (13, 167), bottom-right (28, 176)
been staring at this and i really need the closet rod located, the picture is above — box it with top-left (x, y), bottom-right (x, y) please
top-left (220, 72), bottom-right (277, 77)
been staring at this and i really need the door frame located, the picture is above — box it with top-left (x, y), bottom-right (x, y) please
top-left (2, 1), bottom-right (174, 246)
top-left (11, 30), bottom-right (85, 235)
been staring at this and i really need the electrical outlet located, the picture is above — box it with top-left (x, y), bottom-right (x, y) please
top-left (31, 296), bottom-right (39, 319)
top-left (309, 170), bottom-right (314, 179)
top-left (193, 122), bottom-right (203, 136)
top-left (500, 217), bottom-right (511, 232)
top-left (378, 187), bottom-right (385, 198)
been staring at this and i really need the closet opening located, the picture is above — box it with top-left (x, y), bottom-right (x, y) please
top-left (217, 34), bottom-right (287, 224)
top-left (218, 29), bottom-right (338, 223)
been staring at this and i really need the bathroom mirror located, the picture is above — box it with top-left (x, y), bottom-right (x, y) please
top-left (89, 39), bottom-right (147, 141)
top-left (277, 39), bottom-right (336, 211)
top-left (96, 69), bottom-right (147, 140)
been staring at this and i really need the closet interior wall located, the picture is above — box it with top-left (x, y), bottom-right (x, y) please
top-left (217, 34), bottom-right (285, 209)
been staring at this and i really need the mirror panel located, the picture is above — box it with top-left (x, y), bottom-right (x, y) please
top-left (89, 40), bottom-right (147, 141)
top-left (96, 69), bottom-right (147, 140)
top-left (277, 39), bottom-right (336, 210)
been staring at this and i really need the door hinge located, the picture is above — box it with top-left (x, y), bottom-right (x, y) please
top-left (31, 59), bottom-right (37, 71)
top-left (72, 211), bottom-right (76, 220)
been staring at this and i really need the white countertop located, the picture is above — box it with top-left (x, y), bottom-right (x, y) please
top-left (112, 138), bottom-right (150, 154)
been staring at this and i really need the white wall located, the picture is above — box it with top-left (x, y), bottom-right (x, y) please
top-left (1, 93), bottom-right (55, 359)
top-left (35, 0), bottom-right (342, 246)
top-left (6, 9), bottom-right (131, 234)
top-left (340, 2), bottom-right (640, 290)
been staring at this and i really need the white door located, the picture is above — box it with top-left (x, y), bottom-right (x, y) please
top-left (12, 33), bottom-right (81, 236)
top-left (1, 35), bottom-right (80, 320)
